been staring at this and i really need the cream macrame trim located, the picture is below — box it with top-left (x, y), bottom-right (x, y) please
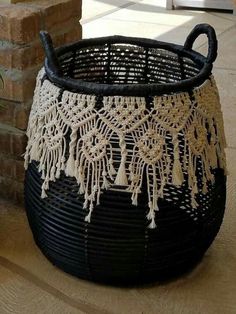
top-left (24, 68), bottom-right (227, 228)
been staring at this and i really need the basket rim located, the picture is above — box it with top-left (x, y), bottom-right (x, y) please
top-left (44, 35), bottom-right (213, 97)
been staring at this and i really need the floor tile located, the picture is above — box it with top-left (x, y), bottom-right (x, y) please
top-left (83, 17), bottom-right (175, 40)
top-left (0, 264), bottom-right (81, 314)
top-left (210, 12), bottom-right (236, 23)
top-left (107, 2), bottom-right (235, 31)
top-left (81, 0), bottom-right (143, 23)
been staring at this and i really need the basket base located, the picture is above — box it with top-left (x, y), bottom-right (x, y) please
top-left (25, 163), bottom-right (226, 285)
top-left (37, 241), bottom-right (205, 286)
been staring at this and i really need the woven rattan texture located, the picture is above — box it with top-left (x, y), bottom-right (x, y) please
top-left (58, 45), bottom-right (200, 86)
top-left (25, 163), bottom-right (226, 284)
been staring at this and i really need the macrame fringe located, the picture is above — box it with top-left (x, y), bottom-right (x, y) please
top-left (24, 71), bottom-right (227, 228)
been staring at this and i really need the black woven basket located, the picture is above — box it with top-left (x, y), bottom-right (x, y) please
top-left (25, 24), bottom-right (227, 285)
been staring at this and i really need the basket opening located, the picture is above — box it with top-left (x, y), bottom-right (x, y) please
top-left (58, 43), bottom-right (202, 86)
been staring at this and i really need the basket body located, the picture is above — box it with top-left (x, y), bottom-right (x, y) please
top-left (24, 24), bottom-right (227, 284)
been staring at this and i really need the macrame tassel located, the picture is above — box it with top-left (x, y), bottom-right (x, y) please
top-left (50, 165), bottom-right (56, 181)
top-left (115, 135), bottom-right (128, 185)
top-left (96, 190), bottom-right (101, 206)
top-left (31, 139), bottom-right (40, 161)
top-left (172, 133), bottom-right (184, 186)
top-left (65, 127), bottom-right (77, 177)
top-left (83, 194), bottom-right (88, 209)
top-left (131, 187), bottom-right (141, 206)
top-left (158, 180), bottom-right (165, 198)
top-left (61, 157), bottom-right (66, 171)
top-left (128, 159), bottom-right (143, 206)
top-left (132, 194), bottom-right (138, 206)
top-left (41, 181), bottom-right (48, 198)
top-left (55, 162), bottom-right (61, 179)
top-left (147, 203), bottom-right (157, 229)
top-left (85, 204), bottom-right (93, 223)
top-left (38, 163), bottom-right (45, 179)
top-left (172, 157), bottom-right (184, 186)
top-left (65, 154), bottom-right (75, 177)
top-left (84, 185), bottom-right (97, 222)
top-left (115, 160), bottom-right (128, 185)
top-left (148, 218), bottom-right (157, 229)
top-left (209, 141), bottom-right (217, 169)
top-left (41, 189), bottom-right (47, 199)
top-left (102, 171), bottom-right (110, 189)
top-left (79, 184), bottom-right (85, 194)
top-left (24, 155), bottom-right (29, 170)
top-left (109, 159), bottom-right (116, 176)
top-left (77, 166), bottom-right (85, 194)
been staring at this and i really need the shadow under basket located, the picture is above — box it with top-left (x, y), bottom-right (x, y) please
top-left (24, 23), bottom-right (227, 285)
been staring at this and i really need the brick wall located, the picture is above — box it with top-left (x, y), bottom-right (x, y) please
top-left (0, 0), bottom-right (82, 203)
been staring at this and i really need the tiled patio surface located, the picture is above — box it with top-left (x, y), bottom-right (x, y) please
top-left (0, 1), bottom-right (236, 313)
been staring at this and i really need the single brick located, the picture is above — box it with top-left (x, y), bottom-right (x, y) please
top-left (0, 72), bottom-right (37, 102)
top-left (0, 175), bottom-right (24, 205)
top-left (48, 17), bottom-right (81, 36)
top-left (0, 154), bottom-right (24, 182)
top-left (64, 23), bottom-right (82, 43)
top-left (0, 176), bottom-right (16, 200)
top-left (14, 104), bottom-right (31, 130)
top-left (0, 41), bottom-right (44, 71)
top-left (0, 123), bottom-right (26, 156)
top-left (0, 129), bottom-right (11, 154)
top-left (11, 131), bottom-right (27, 156)
top-left (0, 155), bottom-right (15, 178)
top-left (20, 0), bottom-right (82, 31)
top-left (15, 182), bottom-right (24, 205)
top-left (15, 159), bottom-right (25, 182)
top-left (0, 99), bottom-right (31, 130)
top-left (0, 98), bottom-right (16, 126)
top-left (0, 4), bottom-right (41, 44)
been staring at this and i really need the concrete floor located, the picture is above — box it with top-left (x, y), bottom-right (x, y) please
top-left (1, 1), bottom-right (236, 313)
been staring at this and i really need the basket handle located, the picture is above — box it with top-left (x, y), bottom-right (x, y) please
top-left (39, 31), bottom-right (63, 75)
top-left (184, 24), bottom-right (217, 64)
